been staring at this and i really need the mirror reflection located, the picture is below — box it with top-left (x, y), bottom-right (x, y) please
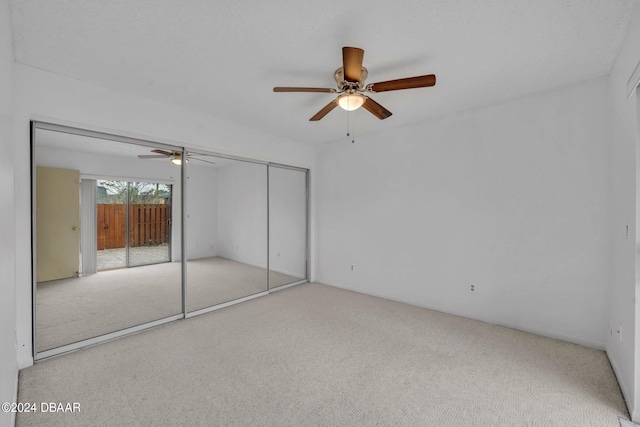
top-left (269, 166), bottom-right (307, 288)
top-left (186, 154), bottom-right (268, 312)
top-left (34, 128), bottom-right (182, 352)
top-left (33, 126), bottom-right (308, 355)
top-left (96, 180), bottom-right (172, 269)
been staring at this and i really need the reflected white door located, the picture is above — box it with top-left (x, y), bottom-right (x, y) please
top-left (36, 166), bottom-right (80, 282)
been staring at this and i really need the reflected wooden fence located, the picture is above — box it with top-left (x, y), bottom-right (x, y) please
top-left (97, 204), bottom-right (170, 250)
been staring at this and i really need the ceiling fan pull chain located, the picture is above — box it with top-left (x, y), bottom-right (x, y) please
top-left (347, 110), bottom-right (355, 144)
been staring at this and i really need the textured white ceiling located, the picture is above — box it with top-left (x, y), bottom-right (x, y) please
top-left (10, 0), bottom-right (639, 145)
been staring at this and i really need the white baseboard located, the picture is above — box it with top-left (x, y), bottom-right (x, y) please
top-left (17, 350), bottom-right (32, 369)
top-left (317, 279), bottom-right (605, 350)
top-left (216, 256), bottom-right (267, 271)
top-left (608, 353), bottom-right (635, 422)
top-left (11, 368), bottom-right (18, 427)
top-left (269, 266), bottom-right (304, 278)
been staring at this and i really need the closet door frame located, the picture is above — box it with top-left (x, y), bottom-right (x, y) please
top-left (31, 121), bottom-right (310, 361)
top-left (267, 163), bottom-right (309, 292)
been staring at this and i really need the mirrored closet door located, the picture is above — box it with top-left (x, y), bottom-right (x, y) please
top-left (185, 152), bottom-right (268, 313)
top-left (33, 122), bottom-right (309, 358)
top-left (33, 125), bottom-right (183, 354)
top-left (268, 165), bottom-right (308, 288)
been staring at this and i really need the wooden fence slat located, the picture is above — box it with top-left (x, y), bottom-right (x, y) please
top-left (97, 204), bottom-right (169, 249)
top-left (154, 206), bottom-right (159, 245)
top-left (119, 204), bottom-right (126, 248)
top-left (144, 205), bottom-right (149, 246)
top-left (97, 204), bottom-right (104, 250)
top-left (153, 207), bottom-right (158, 245)
top-left (133, 204), bottom-right (138, 247)
top-left (129, 204), bottom-right (134, 247)
top-left (160, 205), bottom-right (165, 243)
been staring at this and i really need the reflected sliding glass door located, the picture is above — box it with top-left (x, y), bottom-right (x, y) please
top-left (97, 180), bottom-right (172, 270)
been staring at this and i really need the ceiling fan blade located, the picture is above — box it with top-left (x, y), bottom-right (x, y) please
top-left (362, 97), bottom-right (392, 120)
top-left (310, 100), bottom-right (338, 121)
top-left (138, 155), bottom-right (169, 159)
top-left (369, 74), bottom-right (436, 93)
top-left (151, 149), bottom-right (174, 156)
top-left (190, 158), bottom-right (217, 165)
top-left (343, 47), bottom-right (364, 82)
top-left (274, 87), bottom-right (336, 93)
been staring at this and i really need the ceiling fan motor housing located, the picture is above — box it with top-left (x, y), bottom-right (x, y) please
top-left (334, 66), bottom-right (368, 91)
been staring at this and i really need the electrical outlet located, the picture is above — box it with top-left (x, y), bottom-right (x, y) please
top-left (469, 283), bottom-right (476, 293)
top-left (350, 265), bottom-right (355, 271)
top-left (278, 252), bottom-right (281, 257)
top-left (618, 324), bottom-right (623, 342)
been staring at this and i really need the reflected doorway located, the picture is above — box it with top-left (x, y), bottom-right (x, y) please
top-left (35, 166), bottom-right (81, 282)
top-left (97, 179), bottom-right (172, 271)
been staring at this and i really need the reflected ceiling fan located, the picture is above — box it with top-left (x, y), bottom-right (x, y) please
top-left (138, 149), bottom-right (216, 166)
top-left (273, 47), bottom-right (436, 121)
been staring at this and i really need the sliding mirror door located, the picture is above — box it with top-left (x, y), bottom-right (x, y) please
top-left (185, 153), bottom-right (268, 313)
top-left (33, 125), bottom-right (183, 355)
top-left (33, 123), bottom-right (307, 356)
top-left (268, 166), bottom-right (308, 288)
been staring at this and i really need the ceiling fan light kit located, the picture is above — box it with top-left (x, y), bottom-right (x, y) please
top-left (273, 46), bottom-right (436, 121)
top-left (337, 93), bottom-right (365, 111)
top-left (138, 149), bottom-right (215, 166)
top-left (171, 156), bottom-right (187, 165)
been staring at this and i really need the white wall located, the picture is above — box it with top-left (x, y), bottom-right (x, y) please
top-left (13, 64), bottom-right (315, 368)
top-left (209, 162), bottom-right (308, 276)
top-left (269, 167), bottom-right (307, 277)
top-left (607, 3), bottom-right (640, 421)
top-left (0, 0), bottom-right (17, 424)
top-left (216, 161), bottom-right (268, 268)
top-left (315, 76), bottom-right (611, 350)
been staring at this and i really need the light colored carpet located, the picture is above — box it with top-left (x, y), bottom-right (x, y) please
top-left (21, 283), bottom-right (628, 426)
top-left (37, 257), bottom-right (301, 352)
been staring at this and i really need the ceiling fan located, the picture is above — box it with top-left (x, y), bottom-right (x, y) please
top-left (138, 149), bottom-right (216, 166)
top-left (273, 47), bottom-right (436, 121)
